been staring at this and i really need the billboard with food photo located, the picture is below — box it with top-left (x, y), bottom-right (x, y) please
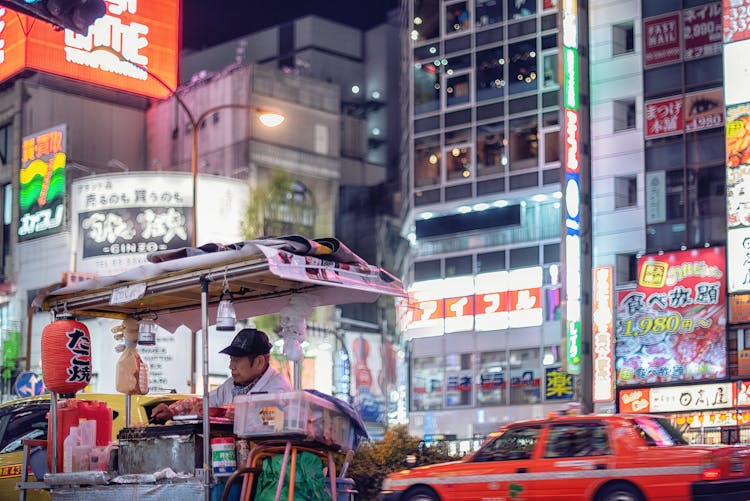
top-left (615, 247), bottom-right (726, 386)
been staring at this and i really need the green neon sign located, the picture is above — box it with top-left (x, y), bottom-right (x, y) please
top-left (563, 46), bottom-right (578, 110)
top-left (567, 319), bottom-right (581, 374)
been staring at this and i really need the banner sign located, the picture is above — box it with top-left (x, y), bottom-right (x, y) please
top-left (644, 12), bottom-right (682, 67)
top-left (684, 88), bottom-right (724, 132)
top-left (615, 247), bottom-right (726, 385)
top-left (592, 266), bottom-right (614, 402)
top-left (645, 96), bottom-right (684, 138)
top-left (684, 2), bottom-right (723, 60)
top-left (619, 383), bottom-right (735, 413)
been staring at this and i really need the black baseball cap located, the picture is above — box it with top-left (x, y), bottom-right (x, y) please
top-left (219, 328), bottom-right (272, 357)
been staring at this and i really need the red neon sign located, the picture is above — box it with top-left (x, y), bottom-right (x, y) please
top-left (0, 1), bottom-right (179, 99)
top-left (564, 109), bottom-right (579, 173)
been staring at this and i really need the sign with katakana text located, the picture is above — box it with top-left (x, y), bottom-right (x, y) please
top-left (684, 2), bottom-right (723, 60)
top-left (615, 247), bottom-right (726, 386)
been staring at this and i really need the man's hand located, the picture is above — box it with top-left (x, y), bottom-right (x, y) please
top-left (150, 403), bottom-right (174, 423)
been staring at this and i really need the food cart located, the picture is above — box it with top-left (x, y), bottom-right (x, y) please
top-left (23, 236), bottom-right (405, 500)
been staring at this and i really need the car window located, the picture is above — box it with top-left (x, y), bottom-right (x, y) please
top-left (633, 416), bottom-right (688, 446)
top-left (472, 426), bottom-right (540, 461)
top-left (0, 405), bottom-right (49, 453)
top-left (544, 423), bottom-right (611, 458)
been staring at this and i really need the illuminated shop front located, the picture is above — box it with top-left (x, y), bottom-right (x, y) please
top-left (619, 381), bottom-right (750, 445)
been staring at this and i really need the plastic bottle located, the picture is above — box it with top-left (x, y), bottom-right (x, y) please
top-left (63, 426), bottom-right (78, 473)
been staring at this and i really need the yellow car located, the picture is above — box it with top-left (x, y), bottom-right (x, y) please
top-left (0, 392), bottom-right (193, 501)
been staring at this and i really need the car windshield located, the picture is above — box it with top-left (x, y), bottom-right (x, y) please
top-left (472, 426), bottom-right (541, 461)
top-left (633, 416), bottom-right (688, 446)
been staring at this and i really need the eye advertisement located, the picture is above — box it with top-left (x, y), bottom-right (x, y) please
top-left (615, 247), bottom-right (726, 386)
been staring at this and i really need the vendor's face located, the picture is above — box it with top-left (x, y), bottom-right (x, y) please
top-left (229, 354), bottom-right (265, 386)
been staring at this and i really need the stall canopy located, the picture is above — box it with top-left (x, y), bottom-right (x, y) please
top-left (36, 236), bottom-right (405, 331)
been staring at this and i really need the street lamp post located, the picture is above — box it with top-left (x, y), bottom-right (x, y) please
top-left (92, 46), bottom-right (285, 246)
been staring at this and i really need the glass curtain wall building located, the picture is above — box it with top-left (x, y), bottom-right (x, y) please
top-left (402, 0), bottom-right (571, 440)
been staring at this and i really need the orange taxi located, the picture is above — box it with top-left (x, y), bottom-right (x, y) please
top-left (379, 413), bottom-right (750, 501)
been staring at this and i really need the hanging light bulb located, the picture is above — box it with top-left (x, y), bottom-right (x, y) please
top-left (216, 290), bottom-right (237, 331)
top-left (138, 317), bottom-right (157, 345)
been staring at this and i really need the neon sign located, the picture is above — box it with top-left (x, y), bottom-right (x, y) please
top-left (592, 266), bottom-right (614, 402)
top-left (563, 0), bottom-right (582, 375)
top-left (18, 125), bottom-right (67, 241)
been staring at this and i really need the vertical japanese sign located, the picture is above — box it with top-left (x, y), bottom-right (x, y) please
top-left (592, 266), bottom-right (614, 402)
top-left (725, 0), bottom-right (750, 295)
top-left (615, 247), bottom-right (726, 386)
top-left (18, 125), bottom-right (66, 241)
top-left (683, 2), bottom-right (723, 60)
top-left (726, 103), bottom-right (750, 292)
top-left (644, 12), bottom-right (682, 67)
top-left (562, 0), bottom-right (582, 375)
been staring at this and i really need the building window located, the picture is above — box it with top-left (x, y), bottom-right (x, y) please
top-left (445, 1), bottom-right (470, 34)
top-left (446, 353), bottom-right (473, 407)
top-left (445, 255), bottom-right (472, 276)
top-left (445, 143), bottom-right (473, 180)
top-left (612, 21), bottom-right (635, 55)
top-left (509, 245), bottom-right (539, 269)
top-left (509, 115), bottom-right (538, 170)
top-left (413, 0), bottom-right (439, 41)
top-left (542, 51), bottom-right (559, 89)
top-left (614, 98), bottom-right (636, 131)
top-left (477, 351), bottom-right (507, 406)
top-left (445, 72), bottom-right (471, 107)
top-left (0, 123), bottom-right (11, 165)
top-left (615, 176), bottom-right (637, 208)
top-left (509, 348), bottom-right (541, 405)
top-left (476, 46), bottom-right (505, 101)
top-left (412, 356), bottom-right (444, 411)
top-left (615, 253), bottom-right (638, 285)
top-left (414, 135), bottom-right (441, 187)
top-left (477, 121), bottom-right (506, 176)
top-left (507, 0), bottom-right (536, 19)
top-left (476, 0), bottom-right (503, 27)
top-left (414, 62), bottom-right (441, 114)
top-left (508, 39), bottom-right (538, 95)
top-left (543, 129), bottom-right (560, 164)
top-left (414, 259), bottom-right (441, 281)
top-left (477, 250), bottom-right (506, 272)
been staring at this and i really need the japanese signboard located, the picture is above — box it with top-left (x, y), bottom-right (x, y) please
top-left (684, 88), bottom-right (724, 132)
top-left (645, 96), bottom-right (684, 138)
top-left (727, 227), bottom-right (750, 293)
top-left (545, 367), bottom-right (573, 400)
top-left (619, 383), bottom-right (735, 413)
top-left (592, 266), bottom-right (614, 402)
top-left (684, 2), bottom-right (723, 59)
top-left (18, 125), bottom-right (67, 241)
top-left (615, 247), bottom-right (726, 386)
top-left (402, 267), bottom-right (547, 337)
top-left (724, 0), bottom-right (750, 43)
top-left (644, 13), bottom-right (682, 67)
top-left (0, 1), bottom-right (178, 99)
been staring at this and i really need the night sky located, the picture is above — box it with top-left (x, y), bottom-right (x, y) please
top-left (182, 0), bottom-right (399, 50)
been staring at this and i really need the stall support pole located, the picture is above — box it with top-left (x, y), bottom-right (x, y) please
top-left (125, 395), bottom-right (132, 428)
top-left (200, 276), bottom-right (211, 500)
top-left (50, 392), bottom-right (58, 474)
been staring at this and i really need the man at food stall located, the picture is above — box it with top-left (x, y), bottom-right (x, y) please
top-left (151, 328), bottom-right (292, 422)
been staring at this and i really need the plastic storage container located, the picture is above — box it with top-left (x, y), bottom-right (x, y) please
top-left (233, 391), bottom-right (355, 450)
top-left (47, 399), bottom-right (113, 472)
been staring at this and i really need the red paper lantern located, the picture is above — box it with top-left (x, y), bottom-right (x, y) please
top-left (41, 318), bottom-right (92, 395)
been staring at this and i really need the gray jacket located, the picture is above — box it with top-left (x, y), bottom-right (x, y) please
top-left (208, 365), bottom-right (292, 407)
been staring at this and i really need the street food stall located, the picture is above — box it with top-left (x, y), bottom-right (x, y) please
top-left (22, 236), bottom-right (404, 500)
